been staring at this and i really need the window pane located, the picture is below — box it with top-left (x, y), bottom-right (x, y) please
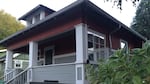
top-left (88, 34), bottom-right (93, 42)
top-left (88, 53), bottom-right (94, 61)
top-left (94, 36), bottom-right (99, 43)
top-left (100, 38), bottom-right (104, 45)
top-left (95, 43), bottom-right (100, 49)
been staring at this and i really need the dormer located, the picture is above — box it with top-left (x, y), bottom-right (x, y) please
top-left (19, 4), bottom-right (55, 26)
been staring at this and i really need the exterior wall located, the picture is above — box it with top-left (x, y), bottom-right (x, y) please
top-left (8, 18), bottom-right (81, 50)
top-left (38, 33), bottom-right (76, 59)
top-left (32, 63), bottom-right (76, 84)
top-left (111, 35), bottom-right (120, 49)
top-left (85, 21), bottom-right (142, 50)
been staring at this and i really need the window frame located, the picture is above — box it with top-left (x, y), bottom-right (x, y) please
top-left (87, 29), bottom-right (106, 63)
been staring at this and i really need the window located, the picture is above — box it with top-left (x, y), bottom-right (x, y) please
top-left (88, 31), bottom-right (105, 62)
top-left (120, 40), bottom-right (128, 52)
top-left (27, 18), bottom-right (32, 25)
top-left (34, 14), bottom-right (40, 23)
top-left (14, 60), bottom-right (22, 68)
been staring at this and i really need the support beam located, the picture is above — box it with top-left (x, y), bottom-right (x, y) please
top-left (5, 50), bottom-right (13, 73)
top-left (75, 23), bottom-right (88, 84)
top-left (29, 41), bottom-right (38, 67)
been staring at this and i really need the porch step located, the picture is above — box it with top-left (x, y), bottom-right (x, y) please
top-left (29, 82), bottom-right (60, 84)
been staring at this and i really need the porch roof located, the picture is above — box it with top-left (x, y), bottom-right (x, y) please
top-left (0, 0), bottom-right (146, 47)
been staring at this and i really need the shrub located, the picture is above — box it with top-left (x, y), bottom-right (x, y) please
top-left (87, 41), bottom-right (150, 84)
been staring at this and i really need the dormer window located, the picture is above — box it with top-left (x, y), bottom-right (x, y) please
top-left (19, 4), bottom-right (55, 27)
top-left (33, 14), bottom-right (40, 24)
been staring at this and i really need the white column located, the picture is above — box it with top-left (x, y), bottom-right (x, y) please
top-left (29, 41), bottom-right (38, 67)
top-left (5, 50), bottom-right (13, 73)
top-left (75, 23), bottom-right (88, 84)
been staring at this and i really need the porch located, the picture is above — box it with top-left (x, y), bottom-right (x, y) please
top-left (4, 24), bottom-right (114, 84)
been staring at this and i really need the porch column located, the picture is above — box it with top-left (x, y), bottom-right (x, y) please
top-left (5, 50), bottom-right (13, 74)
top-left (75, 23), bottom-right (88, 84)
top-left (29, 41), bottom-right (38, 67)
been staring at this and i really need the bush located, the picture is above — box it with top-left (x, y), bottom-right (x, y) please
top-left (87, 41), bottom-right (150, 84)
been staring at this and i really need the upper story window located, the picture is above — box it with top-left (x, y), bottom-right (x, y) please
top-left (88, 31), bottom-right (105, 63)
top-left (34, 14), bottom-right (40, 23)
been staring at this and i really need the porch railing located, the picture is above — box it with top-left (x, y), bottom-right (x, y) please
top-left (32, 63), bottom-right (76, 84)
top-left (88, 48), bottom-right (115, 63)
top-left (5, 68), bottom-right (28, 84)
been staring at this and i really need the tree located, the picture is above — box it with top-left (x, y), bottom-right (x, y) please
top-left (87, 41), bottom-right (150, 84)
top-left (104, 0), bottom-right (139, 10)
top-left (0, 10), bottom-right (24, 40)
top-left (131, 0), bottom-right (150, 40)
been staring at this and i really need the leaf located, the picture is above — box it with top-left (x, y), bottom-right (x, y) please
top-left (132, 76), bottom-right (142, 84)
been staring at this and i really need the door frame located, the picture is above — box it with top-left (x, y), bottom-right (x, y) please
top-left (44, 46), bottom-right (55, 65)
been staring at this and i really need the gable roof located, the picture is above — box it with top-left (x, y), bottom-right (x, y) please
top-left (0, 0), bottom-right (146, 47)
top-left (19, 4), bottom-right (55, 20)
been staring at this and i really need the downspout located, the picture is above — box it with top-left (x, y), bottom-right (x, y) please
top-left (109, 24), bottom-right (122, 49)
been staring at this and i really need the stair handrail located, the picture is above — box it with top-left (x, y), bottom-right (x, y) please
top-left (5, 68), bottom-right (29, 84)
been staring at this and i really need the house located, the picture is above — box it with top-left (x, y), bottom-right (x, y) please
top-left (0, 49), bottom-right (28, 70)
top-left (0, 49), bottom-right (28, 83)
top-left (0, 0), bottom-right (146, 84)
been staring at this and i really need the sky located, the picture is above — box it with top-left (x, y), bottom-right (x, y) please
top-left (0, 0), bottom-right (139, 27)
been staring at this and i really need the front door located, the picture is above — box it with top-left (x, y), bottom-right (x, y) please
top-left (45, 48), bottom-right (53, 65)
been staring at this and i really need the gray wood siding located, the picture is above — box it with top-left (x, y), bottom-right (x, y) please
top-left (32, 63), bottom-right (76, 84)
top-left (54, 56), bottom-right (76, 64)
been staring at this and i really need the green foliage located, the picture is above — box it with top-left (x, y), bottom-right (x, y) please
top-left (131, 0), bottom-right (150, 40)
top-left (87, 41), bottom-right (150, 84)
top-left (0, 10), bottom-right (24, 40)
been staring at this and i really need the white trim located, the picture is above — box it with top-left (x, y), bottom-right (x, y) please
top-left (88, 29), bottom-right (105, 39)
top-left (0, 49), bottom-right (6, 52)
top-left (54, 52), bottom-right (75, 59)
top-left (32, 62), bottom-right (76, 69)
top-left (44, 46), bottom-right (55, 65)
